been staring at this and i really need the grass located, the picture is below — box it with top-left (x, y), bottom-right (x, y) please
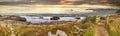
top-left (2, 15), bottom-right (120, 36)
top-left (13, 24), bottom-right (48, 36)
top-left (106, 23), bottom-right (120, 36)
top-left (0, 24), bottom-right (11, 36)
top-left (82, 24), bottom-right (96, 36)
top-left (105, 15), bottom-right (120, 36)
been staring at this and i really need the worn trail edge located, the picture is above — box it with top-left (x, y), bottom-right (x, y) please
top-left (95, 23), bottom-right (109, 36)
top-left (95, 17), bottom-right (109, 36)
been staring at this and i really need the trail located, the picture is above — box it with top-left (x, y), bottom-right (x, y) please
top-left (95, 21), bottom-right (109, 36)
top-left (0, 22), bottom-right (16, 36)
top-left (7, 24), bottom-right (16, 36)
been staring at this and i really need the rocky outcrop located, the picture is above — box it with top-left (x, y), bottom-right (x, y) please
top-left (0, 15), bottom-right (26, 22)
top-left (116, 10), bottom-right (120, 14)
top-left (50, 16), bottom-right (60, 20)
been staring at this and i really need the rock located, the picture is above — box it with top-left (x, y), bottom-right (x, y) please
top-left (48, 30), bottom-right (67, 36)
top-left (0, 15), bottom-right (26, 21)
top-left (48, 32), bottom-right (56, 36)
top-left (9, 16), bottom-right (26, 21)
top-left (116, 10), bottom-right (120, 14)
top-left (50, 16), bottom-right (60, 20)
top-left (56, 30), bottom-right (67, 36)
top-left (0, 15), bottom-right (2, 17)
top-left (75, 17), bottom-right (80, 20)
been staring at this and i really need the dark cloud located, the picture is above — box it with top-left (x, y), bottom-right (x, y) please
top-left (0, 0), bottom-right (61, 5)
top-left (108, 0), bottom-right (120, 6)
top-left (0, 0), bottom-right (119, 5)
top-left (0, 0), bottom-right (90, 5)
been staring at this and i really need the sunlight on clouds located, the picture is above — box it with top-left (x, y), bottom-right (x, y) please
top-left (52, 8), bottom-right (63, 14)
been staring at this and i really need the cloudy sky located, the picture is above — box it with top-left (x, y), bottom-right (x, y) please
top-left (0, 0), bottom-right (119, 14)
top-left (0, 0), bottom-right (119, 5)
top-left (0, 0), bottom-right (102, 5)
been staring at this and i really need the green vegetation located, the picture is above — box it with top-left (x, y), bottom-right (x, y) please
top-left (13, 24), bottom-right (48, 36)
top-left (0, 25), bottom-right (11, 36)
top-left (80, 16), bottom-right (96, 29)
top-left (105, 15), bottom-right (120, 36)
top-left (81, 16), bottom-right (96, 36)
top-left (82, 24), bottom-right (96, 36)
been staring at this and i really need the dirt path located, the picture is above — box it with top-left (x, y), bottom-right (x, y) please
top-left (95, 22), bottom-right (109, 36)
top-left (7, 24), bottom-right (16, 36)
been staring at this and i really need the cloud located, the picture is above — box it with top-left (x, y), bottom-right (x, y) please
top-left (0, 0), bottom-right (119, 6)
top-left (0, 0), bottom-right (89, 5)
top-left (0, 0), bottom-right (60, 5)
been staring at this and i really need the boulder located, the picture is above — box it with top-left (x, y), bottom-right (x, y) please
top-left (116, 10), bottom-right (120, 14)
top-left (0, 15), bottom-right (2, 17)
top-left (0, 15), bottom-right (26, 21)
top-left (75, 17), bottom-right (80, 20)
top-left (9, 16), bottom-right (26, 21)
top-left (50, 16), bottom-right (60, 20)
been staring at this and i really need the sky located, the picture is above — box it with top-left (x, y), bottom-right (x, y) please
top-left (0, 0), bottom-right (109, 5)
top-left (0, 0), bottom-right (89, 5)
top-left (0, 0), bottom-right (119, 5)
top-left (0, 0), bottom-right (119, 14)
